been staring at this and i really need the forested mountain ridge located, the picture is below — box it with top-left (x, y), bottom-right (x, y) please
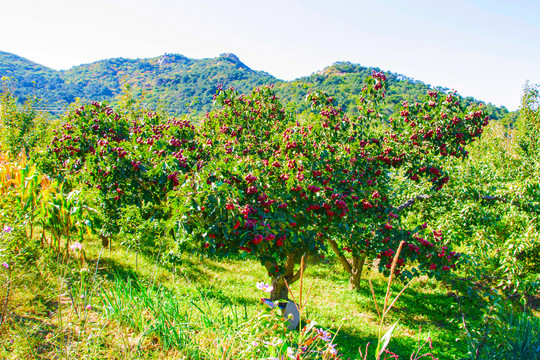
top-left (0, 51), bottom-right (277, 114)
top-left (0, 50), bottom-right (512, 120)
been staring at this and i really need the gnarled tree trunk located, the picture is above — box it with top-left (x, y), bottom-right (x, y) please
top-left (266, 253), bottom-right (308, 302)
top-left (269, 276), bottom-right (290, 302)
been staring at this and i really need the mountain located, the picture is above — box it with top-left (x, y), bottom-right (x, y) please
top-left (0, 51), bottom-right (278, 114)
top-left (274, 62), bottom-right (512, 121)
top-left (0, 51), bottom-right (512, 120)
top-left (0, 51), bottom-right (64, 106)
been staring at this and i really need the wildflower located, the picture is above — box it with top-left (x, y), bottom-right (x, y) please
top-left (85, 305), bottom-right (92, 310)
top-left (263, 338), bottom-right (283, 346)
top-left (287, 347), bottom-right (296, 359)
top-left (326, 343), bottom-right (338, 355)
top-left (316, 328), bottom-right (332, 342)
top-left (256, 282), bottom-right (274, 293)
top-left (251, 340), bottom-right (259, 347)
top-left (1, 262), bottom-right (9, 269)
top-left (3, 225), bottom-right (12, 233)
top-left (69, 242), bottom-right (83, 251)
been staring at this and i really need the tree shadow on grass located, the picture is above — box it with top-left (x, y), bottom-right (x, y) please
top-left (344, 277), bottom-right (473, 359)
top-left (92, 252), bottom-right (259, 310)
top-left (331, 314), bottom-right (466, 360)
top-left (353, 277), bottom-right (459, 324)
top-left (90, 256), bottom-right (141, 283)
top-left (90, 250), bottom-right (470, 359)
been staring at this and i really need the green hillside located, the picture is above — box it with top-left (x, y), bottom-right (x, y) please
top-left (275, 62), bottom-right (511, 121)
top-left (0, 50), bottom-right (513, 120)
top-left (0, 51), bottom-right (278, 114)
top-left (0, 51), bottom-right (64, 107)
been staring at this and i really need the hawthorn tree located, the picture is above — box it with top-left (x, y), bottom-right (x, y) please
top-left (44, 98), bottom-right (202, 250)
top-left (402, 82), bottom-right (540, 296)
top-left (169, 85), bottom-right (324, 300)
top-left (318, 72), bottom-right (489, 289)
top-left (171, 73), bottom-right (489, 300)
top-left (0, 82), bottom-right (53, 157)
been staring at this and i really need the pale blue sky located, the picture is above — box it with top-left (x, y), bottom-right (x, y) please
top-left (1, 0), bottom-right (539, 110)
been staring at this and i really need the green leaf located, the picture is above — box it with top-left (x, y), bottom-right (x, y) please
top-left (377, 321), bottom-right (399, 357)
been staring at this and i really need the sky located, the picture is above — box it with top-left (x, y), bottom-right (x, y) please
top-left (1, 0), bottom-right (539, 111)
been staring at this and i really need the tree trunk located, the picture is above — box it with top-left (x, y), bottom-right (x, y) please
top-left (270, 276), bottom-right (290, 302)
top-left (41, 228), bottom-right (47, 247)
top-left (101, 235), bottom-right (110, 250)
top-left (65, 228), bottom-right (70, 258)
top-left (349, 254), bottom-right (366, 290)
top-left (327, 238), bottom-right (367, 290)
top-left (266, 253), bottom-right (308, 302)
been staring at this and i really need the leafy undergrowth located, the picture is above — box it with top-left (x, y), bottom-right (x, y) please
top-left (9, 229), bottom-right (540, 360)
top-left (0, 233), bottom-right (474, 360)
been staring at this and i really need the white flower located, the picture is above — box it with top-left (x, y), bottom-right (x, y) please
top-left (256, 282), bottom-right (274, 293)
top-left (327, 343), bottom-right (338, 355)
top-left (287, 347), bottom-right (296, 359)
top-left (69, 242), bottom-right (83, 251)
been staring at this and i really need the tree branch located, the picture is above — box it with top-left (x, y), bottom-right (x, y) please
top-left (480, 195), bottom-right (506, 202)
top-left (327, 238), bottom-right (352, 274)
top-left (394, 194), bottom-right (432, 213)
top-left (289, 255), bottom-right (309, 284)
top-left (394, 192), bottom-right (534, 214)
top-left (285, 253), bottom-right (296, 278)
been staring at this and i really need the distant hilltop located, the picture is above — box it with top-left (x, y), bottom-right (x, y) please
top-left (0, 50), bottom-right (512, 121)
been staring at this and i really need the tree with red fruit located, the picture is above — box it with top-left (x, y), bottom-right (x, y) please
top-left (45, 96), bottom-right (202, 241)
top-left (171, 73), bottom-right (488, 300)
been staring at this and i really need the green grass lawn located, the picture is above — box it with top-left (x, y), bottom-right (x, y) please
top-left (0, 235), bottom-right (476, 359)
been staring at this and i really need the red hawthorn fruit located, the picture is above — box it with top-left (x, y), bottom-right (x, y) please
top-left (362, 201), bottom-right (373, 210)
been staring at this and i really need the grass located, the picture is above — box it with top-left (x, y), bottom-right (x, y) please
top-left (0, 232), bottom-right (476, 360)
top-left (104, 247), bottom-right (463, 356)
